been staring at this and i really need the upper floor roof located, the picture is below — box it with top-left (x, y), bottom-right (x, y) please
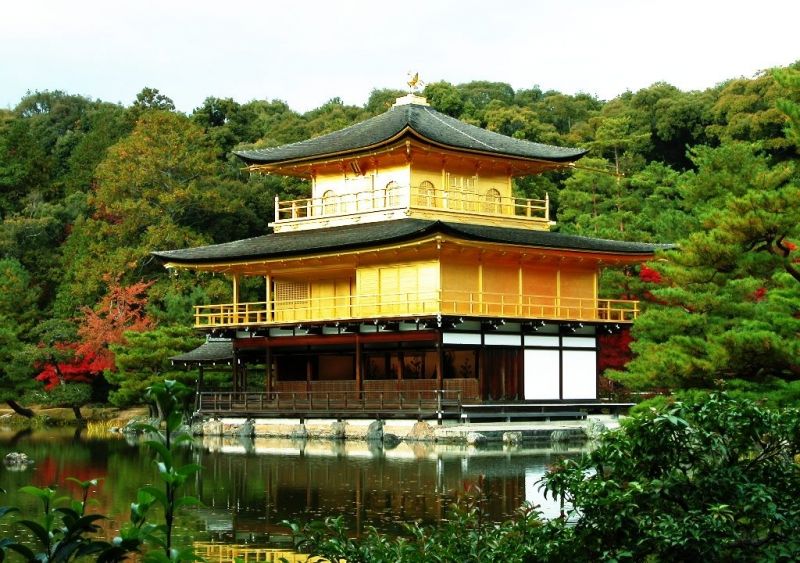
top-left (153, 219), bottom-right (668, 267)
top-left (234, 103), bottom-right (587, 167)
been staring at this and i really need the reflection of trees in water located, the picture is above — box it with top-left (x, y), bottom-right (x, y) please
top-left (0, 430), bottom-right (586, 547)
top-left (0, 428), bottom-right (157, 539)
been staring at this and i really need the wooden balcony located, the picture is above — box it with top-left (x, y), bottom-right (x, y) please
top-left (193, 290), bottom-right (639, 328)
top-left (272, 185), bottom-right (550, 231)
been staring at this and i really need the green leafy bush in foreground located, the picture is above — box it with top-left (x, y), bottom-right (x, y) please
top-left (294, 393), bottom-right (800, 562)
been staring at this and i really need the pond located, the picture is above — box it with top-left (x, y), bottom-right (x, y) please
top-left (0, 427), bottom-right (583, 552)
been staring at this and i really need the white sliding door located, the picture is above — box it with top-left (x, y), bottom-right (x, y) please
top-left (523, 349), bottom-right (560, 400)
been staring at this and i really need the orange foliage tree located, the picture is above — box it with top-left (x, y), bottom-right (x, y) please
top-left (35, 277), bottom-right (155, 393)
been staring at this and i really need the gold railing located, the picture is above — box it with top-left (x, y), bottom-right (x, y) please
top-left (194, 290), bottom-right (638, 328)
top-left (274, 185), bottom-right (549, 223)
top-left (195, 542), bottom-right (333, 563)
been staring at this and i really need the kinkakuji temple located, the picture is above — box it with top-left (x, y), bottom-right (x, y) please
top-left (154, 92), bottom-right (664, 421)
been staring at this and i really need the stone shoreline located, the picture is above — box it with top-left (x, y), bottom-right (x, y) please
top-left (195, 416), bottom-right (616, 445)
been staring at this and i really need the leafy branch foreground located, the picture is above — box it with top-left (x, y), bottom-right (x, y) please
top-left (2, 392), bottom-right (799, 562)
top-left (293, 393), bottom-right (800, 562)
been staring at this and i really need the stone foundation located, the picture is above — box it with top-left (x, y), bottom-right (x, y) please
top-left (197, 416), bottom-right (604, 445)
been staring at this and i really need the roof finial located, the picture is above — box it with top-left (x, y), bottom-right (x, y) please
top-left (407, 71), bottom-right (424, 93)
top-left (393, 72), bottom-right (429, 108)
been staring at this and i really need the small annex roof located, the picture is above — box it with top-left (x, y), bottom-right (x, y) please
top-left (170, 339), bottom-right (233, 366)
top-left (234, 103), bottom-right (587, 166)
top-left (153, 219), bottom-right (669, 266)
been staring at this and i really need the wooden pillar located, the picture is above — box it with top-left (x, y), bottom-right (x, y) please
top-left (195, 365), bottom-right (205, 411)
top-left (478, 258), bottom-right (484, 313)
top-left (355, 333), bottom-right (362, 393)
top-left (500, 354), bottom-right (506, 399)
top-left (477, 347), bottom-right (484, 400)
top-left (232, 349), bottom-right (239, 393)
top-left (265, 274), bottom-right (272, 322)
top-left (436, 331), bottom-right (443, 390)
top-left (306, 353), bottom-right (313, 394)
top-left (232, 273), bottom-right (241, 325)
top-left (396, 348), bottom-right (403, 391)
top-left (265, 343), bottom-right (272, 394)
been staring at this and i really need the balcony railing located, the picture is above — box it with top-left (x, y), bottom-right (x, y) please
top-left (274, 185), bottom-right (549, 224)
top-left (197, 389), bottom-right (465, 416)
top-left (193, 290), bottom-right (639, 328)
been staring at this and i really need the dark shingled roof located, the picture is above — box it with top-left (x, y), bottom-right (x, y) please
top-left (153, 219), bottom-right (668, 265)
top-left (234, 104), bottom-right (587, 165)
top-left (170, 340), bottom-right (233, 365)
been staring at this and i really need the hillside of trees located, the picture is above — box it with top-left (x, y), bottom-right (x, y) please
top-left (1, 62), bottom-right (798, 416)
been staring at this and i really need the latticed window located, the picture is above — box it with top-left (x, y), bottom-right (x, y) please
top-left (416, 180), bottom-right (436, 206)
top-left (322, 190), bottom-right (337, 215)
top-left (274, 280), bottom-right (309, 306)
top-left (446, 174), bottom-right (477, 210)
top-left (386, 181), bottom-right (401, 207)
top-left (484, 188), bottom-right (502, 213)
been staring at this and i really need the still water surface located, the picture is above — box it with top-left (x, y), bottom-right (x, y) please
top-left (0, 427), bottom-right (582, 548)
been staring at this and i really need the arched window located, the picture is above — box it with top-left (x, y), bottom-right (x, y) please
top-left (322, 190), bottom-right (337, 215)
top-left (484, 188), bottom-right (502, 213)
top-left (416, 180), bottom-right (435, 207)
top-left (386, 181), bottom-right (401, 207)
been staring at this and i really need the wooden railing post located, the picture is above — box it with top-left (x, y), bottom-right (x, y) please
top-left (545, 192), bottom-right (550, 221)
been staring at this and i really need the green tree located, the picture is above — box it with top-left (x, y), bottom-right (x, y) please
top-left (707, 64), bottom-right (800, 157)
top-left (302, 98), bottom-right (366, 138)
top-left (192, 96), bottom-right (262, 155)
top-left (127, 87), bottom-right (177, 124)
top-left (363, 88), bottom-right (406, 115)
top-left (107, 326), bottom-right (202, 407)
top-left (543, 393), bottom-right (800, 561)
top-left (483, 102), bottom-right (561, 144)
top-left (587, 114), bottom-right (651, 175)
top-left (775, 66), bottom-right (800, 149)
top-left (59, 103), bottom-right (131, 195)
top-left (615, 143), bottom-right (800, 389)
top-left (0, 117), bottom-right (51, 214)
top-left (55, 111), bottom-right (221, 310)
top-left (422, 81), bottom-right (464, 117)
top-left (0, 316), bottom-right (37, 417)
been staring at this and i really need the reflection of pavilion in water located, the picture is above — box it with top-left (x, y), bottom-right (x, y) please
top-left (191, 437), bottom-right (582, 544)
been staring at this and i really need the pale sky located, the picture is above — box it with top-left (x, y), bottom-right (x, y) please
top-left (2, 0), bottom-right (798, 114)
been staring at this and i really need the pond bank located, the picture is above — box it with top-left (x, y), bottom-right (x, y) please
top-left (196, 415), bottom-right (619, 444)
top-left (0, 405), bottom-right (149, 427)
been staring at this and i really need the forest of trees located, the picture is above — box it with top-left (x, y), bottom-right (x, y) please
top-left (0, 62), bottom-right (799, 416)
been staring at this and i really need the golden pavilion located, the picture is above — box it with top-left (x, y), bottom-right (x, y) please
top-left (156, 93), bottom-right (661, 418)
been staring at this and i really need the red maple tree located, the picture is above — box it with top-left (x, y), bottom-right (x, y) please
top-left (35, 276), bottom-right (155, 389)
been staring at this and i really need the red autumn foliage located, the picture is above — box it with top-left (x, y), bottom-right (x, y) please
top-left (598, 328), bottom-right (633, 373)
top-left (639, 265), bottom-right (662, 284)
top-left (75, 276), bottom-right (154, 361)
top-left (33, 456), bottom-right (107, 489)
top-left (752, 287), bottom-right (768, 302)
top-left (35, 345), bottom-right (113, 389)
top-left (34, 277), bottom-right (155, 389)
